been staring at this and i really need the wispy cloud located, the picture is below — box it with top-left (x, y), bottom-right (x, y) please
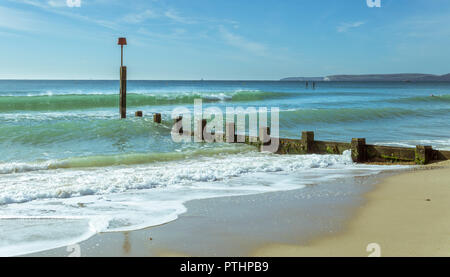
top-left (164, 9), bottom-right (196, 24)
top-left (0, 6), bottom-right (42, 32)
top-left (8, 0), bottom-right (118, 29)
top-left (337, 21), bottom-right (365, 32)
top-left (137, 27), bottom-right (187, 40)
top-left (119, 6), bottom-right (199, 26)
top-left (47, 0), bottom-right (80, 8)
top-left (47, 0), bottom-right (66, 7)
top-left (123, 9), bottom-right (157, 24)
top-left (400, 14), bottom-right (450, 38)
top-left (9, 0), bottom-right (76, 8)
top-left (219, 26), bottom-right (267, 56)
top-left (65, 0), bottom-right (81, 8)
top-left (9, 0), bottom-right (238, 33)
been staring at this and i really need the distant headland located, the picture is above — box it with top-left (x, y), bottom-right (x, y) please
top-left (281, 73), bottom-right (450, 82)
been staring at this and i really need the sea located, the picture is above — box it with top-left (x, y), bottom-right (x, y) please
top-left (0, 80), bottom-right (449, 256)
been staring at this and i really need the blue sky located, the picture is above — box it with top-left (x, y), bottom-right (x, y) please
top-left (1, 0), bottom-right (450, 80)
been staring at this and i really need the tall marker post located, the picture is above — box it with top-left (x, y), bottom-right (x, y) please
top-left (118, 37), bottom-right (127, 119)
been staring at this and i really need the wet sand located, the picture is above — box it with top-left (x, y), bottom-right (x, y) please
top-left (254, 161), bottom-right (450, 257)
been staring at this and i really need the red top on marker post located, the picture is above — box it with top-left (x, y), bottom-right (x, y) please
top-left (117, 37), bottom-right (127, 46)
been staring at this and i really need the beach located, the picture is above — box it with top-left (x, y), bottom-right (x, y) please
top-left (2, 0), bottom-right (450, 262)
top-left (26, 166), bottom-right (374, 257)
top-left (24, 161), bottom-right (449, 257)
top-left (254, 160), bottom-right (450, 257)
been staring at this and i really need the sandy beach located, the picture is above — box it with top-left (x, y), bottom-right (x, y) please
top-left (254, 160), bottom-right (450, 257)
top-left (25, 161), bottom-right (450, 257)
top-left (3, 1), bottom-right (450, 262)
top-left (26, 167), bottom-right (376, 257)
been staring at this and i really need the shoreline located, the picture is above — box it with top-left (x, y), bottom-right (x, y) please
top-left (26, 167), bottom-right (405, 257)
top-left (254, 160), bottom-right (450, 257)
top-left (23, 161), bottom-right (450, 257)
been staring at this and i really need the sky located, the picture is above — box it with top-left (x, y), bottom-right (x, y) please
top-left (1, 0), bottom-right (450, 80)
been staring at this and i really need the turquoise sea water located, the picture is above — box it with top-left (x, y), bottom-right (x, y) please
top-left (0, 80), bottom-right (448, 256)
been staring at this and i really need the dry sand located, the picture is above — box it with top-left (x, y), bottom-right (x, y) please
top-left (253, 161), bottom-right (450, 257)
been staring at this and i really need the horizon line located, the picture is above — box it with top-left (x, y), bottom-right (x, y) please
top-left (1, 72), bottom-right (449, 82)
top-left (0, 79), bottom-right (283, 81)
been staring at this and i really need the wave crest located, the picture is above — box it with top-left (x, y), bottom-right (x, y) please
top-left (0, 90), bottom-right (293, 112)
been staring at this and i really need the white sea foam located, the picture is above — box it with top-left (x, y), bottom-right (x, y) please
top-left (0, 89), bottom-right (262, 97)
top-left (0, 161), bottom-right (52, 175)
top-left (375, 139), bottom-right (450, 151)
top-left (0, 151), bottom-right (356, 204)
top-left (0, 151), bottom-right (409, 256)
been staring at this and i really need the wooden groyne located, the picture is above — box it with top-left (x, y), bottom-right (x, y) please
top-left (276, 134), bottom-right (450, 165)
top-left (144, 113), bottom-right (450, 165)
top-left (114, 38), bottom-right (449, 165)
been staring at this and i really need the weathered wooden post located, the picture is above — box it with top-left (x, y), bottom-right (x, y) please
top-left (174, 116), bottom-right (182, 124)
top-left (119, 66), bottom-right (127, 119)
top-left (153, 113), bottom-right (162, 123)
top-left (118, 37), bottom-right (127, 119)
top-left (351, 138), bottom-right (367, 163)
top-left (226, 122), bottom-right (236, 143)
top-left (415, 145), bottom-right (433, 165)
top-left (135, 111), bottom-right (143, 117)
top-left (301, 131), bottom-right (315, 154)
top-left (259, 127), bottom-right (271, 145)
top-left (174, 116), bottom-right (183, 135)
top-left (196, 119), bottom-right (207, 141)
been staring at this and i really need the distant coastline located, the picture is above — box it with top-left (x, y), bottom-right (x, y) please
top-left (281, 73), bottom-right (450, 82)
top-left (2, 73), bottom-right (450, 82)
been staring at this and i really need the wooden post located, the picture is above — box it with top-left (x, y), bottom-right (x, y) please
top-left (259, 127), bottom-right (271, 144)
top-left (119, 66), bottom-right (127, 119)
top-left (174, 116), bottom-right (183, 135)
top-left (121, 45), bottom-right (124, 67)
top-left (415, 145), bottom-right (433, 165)
top-left (153, 113), bottom-right (161, 123)
top-left (135, 111), bottom-right (143, 117)
top-left (174, 116), bottom-right (182, 123)
top-left (301, 131), bottom-right (315, 153)
top-left (226, 122), bottom-right (235, 143)
top-left (196, 119), bottom-right (207, 141)
top-left (351, 138), bottom-right (367, 163)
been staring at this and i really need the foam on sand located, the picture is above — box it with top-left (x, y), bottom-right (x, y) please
top-left (0, 151), bottom-right (408, 256)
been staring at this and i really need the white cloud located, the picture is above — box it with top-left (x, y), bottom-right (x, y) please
top-left (138, 27), bottom-right (187, 40)
top-left (0, 6), bottom-right (41, 31)
top-left (164, 9), bottom-right (196, 24)
top-left (47, 0), bottom-right (66, 7)
top-left (337, 21), bottom-right (365, 32)
top-left (219, 26), bottom-right (267, 56)
top-left (8, 0), bottom-right (81, 8)
top-left (122, 8), bottom-right (197, 25)
top-left (123, 10), bottom-right (157, 24)
top-left (7, 0), bottom-right (118, 29)
top-left (66, 0), bottom-right (81, 8)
